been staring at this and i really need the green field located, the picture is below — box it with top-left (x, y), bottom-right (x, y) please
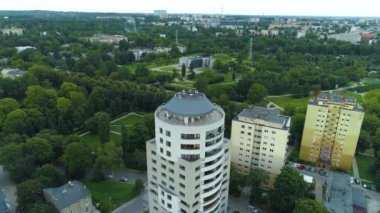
top-left (83, 180), bottom-right (136, 212)
top-left (80, 132), bottom-right (122, 152)
top-left (267, 95), bottom-right (311, 109)
top-left (112, 114), bottom-right (145, 126)
top-left (356, 155), bottom-right (375, 181)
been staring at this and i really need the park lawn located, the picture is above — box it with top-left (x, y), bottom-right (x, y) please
top-left (112, 114), bottom-right (145, 126)
top-left (268, 95), bottom-right (311, 109)
top-left (83, 180), bottom-right (136, 213)
top-left (81, 132), bottom-right (122, 152)
top-left (356, 155), bottom-right (375, 181)
top-left (363, 78), bottom-right (380, 86)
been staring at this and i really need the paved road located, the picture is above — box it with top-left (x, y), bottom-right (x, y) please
top-left (113, 190), bottom-right (148, 213)
top-left (0, 166), bottom-right (16, 213)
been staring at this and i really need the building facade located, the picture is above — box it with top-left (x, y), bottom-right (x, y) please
top-left (299, 92), bottom-right (364, 171)
top-left (230, 107), bottom-right (290, 183)
top-left (146, 90), bottom-right (230, 213)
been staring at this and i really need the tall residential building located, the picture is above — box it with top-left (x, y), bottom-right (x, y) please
top-left (146, 91), bottom-right (230, 213)
top-left (299, 92), bottom-right (364, 171)
top-left (230, 107), bottom-right (290, 183)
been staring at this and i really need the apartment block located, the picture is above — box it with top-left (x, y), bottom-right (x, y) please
top-left (299, 92), bottom-right (364, 171)
top-left (231, 107), bottom-right (290, 179)
top-left (146, 91), bottom-right (230, 213)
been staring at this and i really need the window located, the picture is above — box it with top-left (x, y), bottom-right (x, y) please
top-left (166, 130), bottom-right (171, 136)
top-left (241, 125), bottom-right (245, 128)
top-left (160, 148), bottom-right (163, 153)
top-left (160, 138), bottom-right (163, 143)
top-left (166, 151), bottom-right (171, 157)
top-left (180, 165), bottom-right (185, 171)
top-left (179, 174), bottom-right (186, 180)
top-left (181, 144), bottom-right (200, 150)
top-left (166, 141), bottom-right (171, 147)
top-left (181, 134), bottom-right (200, 139)
top-left (160, 128), bottom-right (163, 133)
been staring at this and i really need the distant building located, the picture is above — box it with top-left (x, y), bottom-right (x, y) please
top-left (43, 181), bottom-right (96, 213)
top-left (230, 107), bottom-right (290, 185)
top-left (299, 92), bottom-right (364, 171)
top-left (179, 56), bottom-right (213, 69)
top-left (1, 68), bottom-right (26, 79)
top-left (177, 45), bottom-right (187, 54)
top-left (89, 34), bottom-right (127, 44)
top-left (297, 30), bottom-right (307, 38)
top-left (1, 27), bottom-right (23, 35)
top-left (15, 46), bottom-right (36, 53)
top-left (260, 29), bottom-right (269, 36)
top-left (146, 91), bottom-right (230, 213)
top-left (361, 32), bottom-right (375, 42)
top-left (328, 32), bottom-right (361, 44)
top-left (0, 190), bottom-right (10, 213)
top-left (153, 10), bottom-right (168, 19)
top-left (159, 34), bottom-right (166, 38)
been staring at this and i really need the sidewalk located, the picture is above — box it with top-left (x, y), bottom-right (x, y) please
top-left (352, 157), bottom-right (360, 179)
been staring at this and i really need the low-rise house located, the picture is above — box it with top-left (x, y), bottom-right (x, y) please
top-left (43, 181), bottom-right (96, 213)
top-left (1, 68), bottom-right (26, 79)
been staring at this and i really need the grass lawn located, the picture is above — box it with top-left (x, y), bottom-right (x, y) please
top-left (337, 91), bottom-right (363, 103)
top-left (356, 155), bottom-right (375, 181)
top-left (267, 95), bottom-right (311, 109)
top-left (112, 114), bottom-right (145, 126)
top-left (80, 132), bottom-right (122, 151)
top-left (83, 180), bottom-right (136, 213)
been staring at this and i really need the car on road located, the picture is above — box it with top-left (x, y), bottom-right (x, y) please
top-left (297, 164), bottom-right (306, 170)
top-left (292, 163), bottom-right (300, 168)
top-left (247, 205), bottom-right (258, 213)
top-left (319, 169), bottom-right (327, 176)
top-left (354, 178), bottom-right (360, 185)
top-left (119, 177), bottom-right (129, 182)
top-left (106, 174), bottom-right (114, 180)
top-left (350, 177), bottom-right (354, 184)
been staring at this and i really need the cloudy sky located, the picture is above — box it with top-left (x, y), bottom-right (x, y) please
top-left (1, 0), bottom-right (379, 17)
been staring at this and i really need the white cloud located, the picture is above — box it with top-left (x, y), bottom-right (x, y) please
top-left (0, 0), bottom-right (379, 17)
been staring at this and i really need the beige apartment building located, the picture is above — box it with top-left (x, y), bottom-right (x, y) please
top-left (231, 107), bottom-right (290, 183)
top-left (146, 91), bottom-right (230, 213)
top-left (299, 92), bottom-right (364, 171)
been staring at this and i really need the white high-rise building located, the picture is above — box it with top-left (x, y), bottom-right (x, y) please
top-left (146, 90), bottom-right (230, 213)
top-left (230, 107), bottom-right (290, 184)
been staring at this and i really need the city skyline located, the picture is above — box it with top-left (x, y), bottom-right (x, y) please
top-left (1, 0), bottom-right (379, 17)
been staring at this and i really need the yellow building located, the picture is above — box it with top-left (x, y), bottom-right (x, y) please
top-left (299, 92), bottom-right (364, 171)
top-left (230, 107), bottom-right (290, 185)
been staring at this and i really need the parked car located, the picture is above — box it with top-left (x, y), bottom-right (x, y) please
top-left (319, 169), bottom-right (327, 176)
top-left (247, 205), bottom-right (258, 213)
top-left (119, 177), bottom-right (129, 182)
top-left (106, 174), bottom-right (114, 180)
top-left (292, 163), bottom-right (300, 168)
top-left (350, 177), bottom-right (354, 184)
top-left (354, 178), bottom-right (360, 185)
top-left (297, 164), bottom-right (306, 170)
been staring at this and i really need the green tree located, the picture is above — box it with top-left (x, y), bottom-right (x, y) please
top-left (119, 39), bottom-right (129, 50)
top-left (32, 164), bottom-right (65, 187)
top-left (29, 202), bottom-right (59, 213)
top-left (249, 168), bottom-right (269, 203)
top-left (289, 113), bottom-right (306, 145)
top-left (16, 179), bottom-right (44, 212)
top-left (194, 77), bottom-right (208, 93)
top-left (62, 142), bottom-right (92, 179)
top-left (95, 142), bottom-right (123, 173)
top-left (271, 167), bottom-right (308, 212)
top-left (181, 63), bottom-right (186, 77)
top-left (96, 112), bottom-right (110, 143)
top-left (247, 83), bottom-right (268, 104)
top-left (24, 137), bottom-right (53, 164)
top-left (229, 166), bottom-right (247, 196)
top-left (293, 199), bottom-right (329, 213)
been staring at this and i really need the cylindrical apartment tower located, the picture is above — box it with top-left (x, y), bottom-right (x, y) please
top-left (146, 90), bottom-right (230, 213)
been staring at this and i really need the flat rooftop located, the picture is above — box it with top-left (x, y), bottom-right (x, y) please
top-left (309, 92), bottom-right (363, 111)
top-left (237, 107), bottom-right (290, 130)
